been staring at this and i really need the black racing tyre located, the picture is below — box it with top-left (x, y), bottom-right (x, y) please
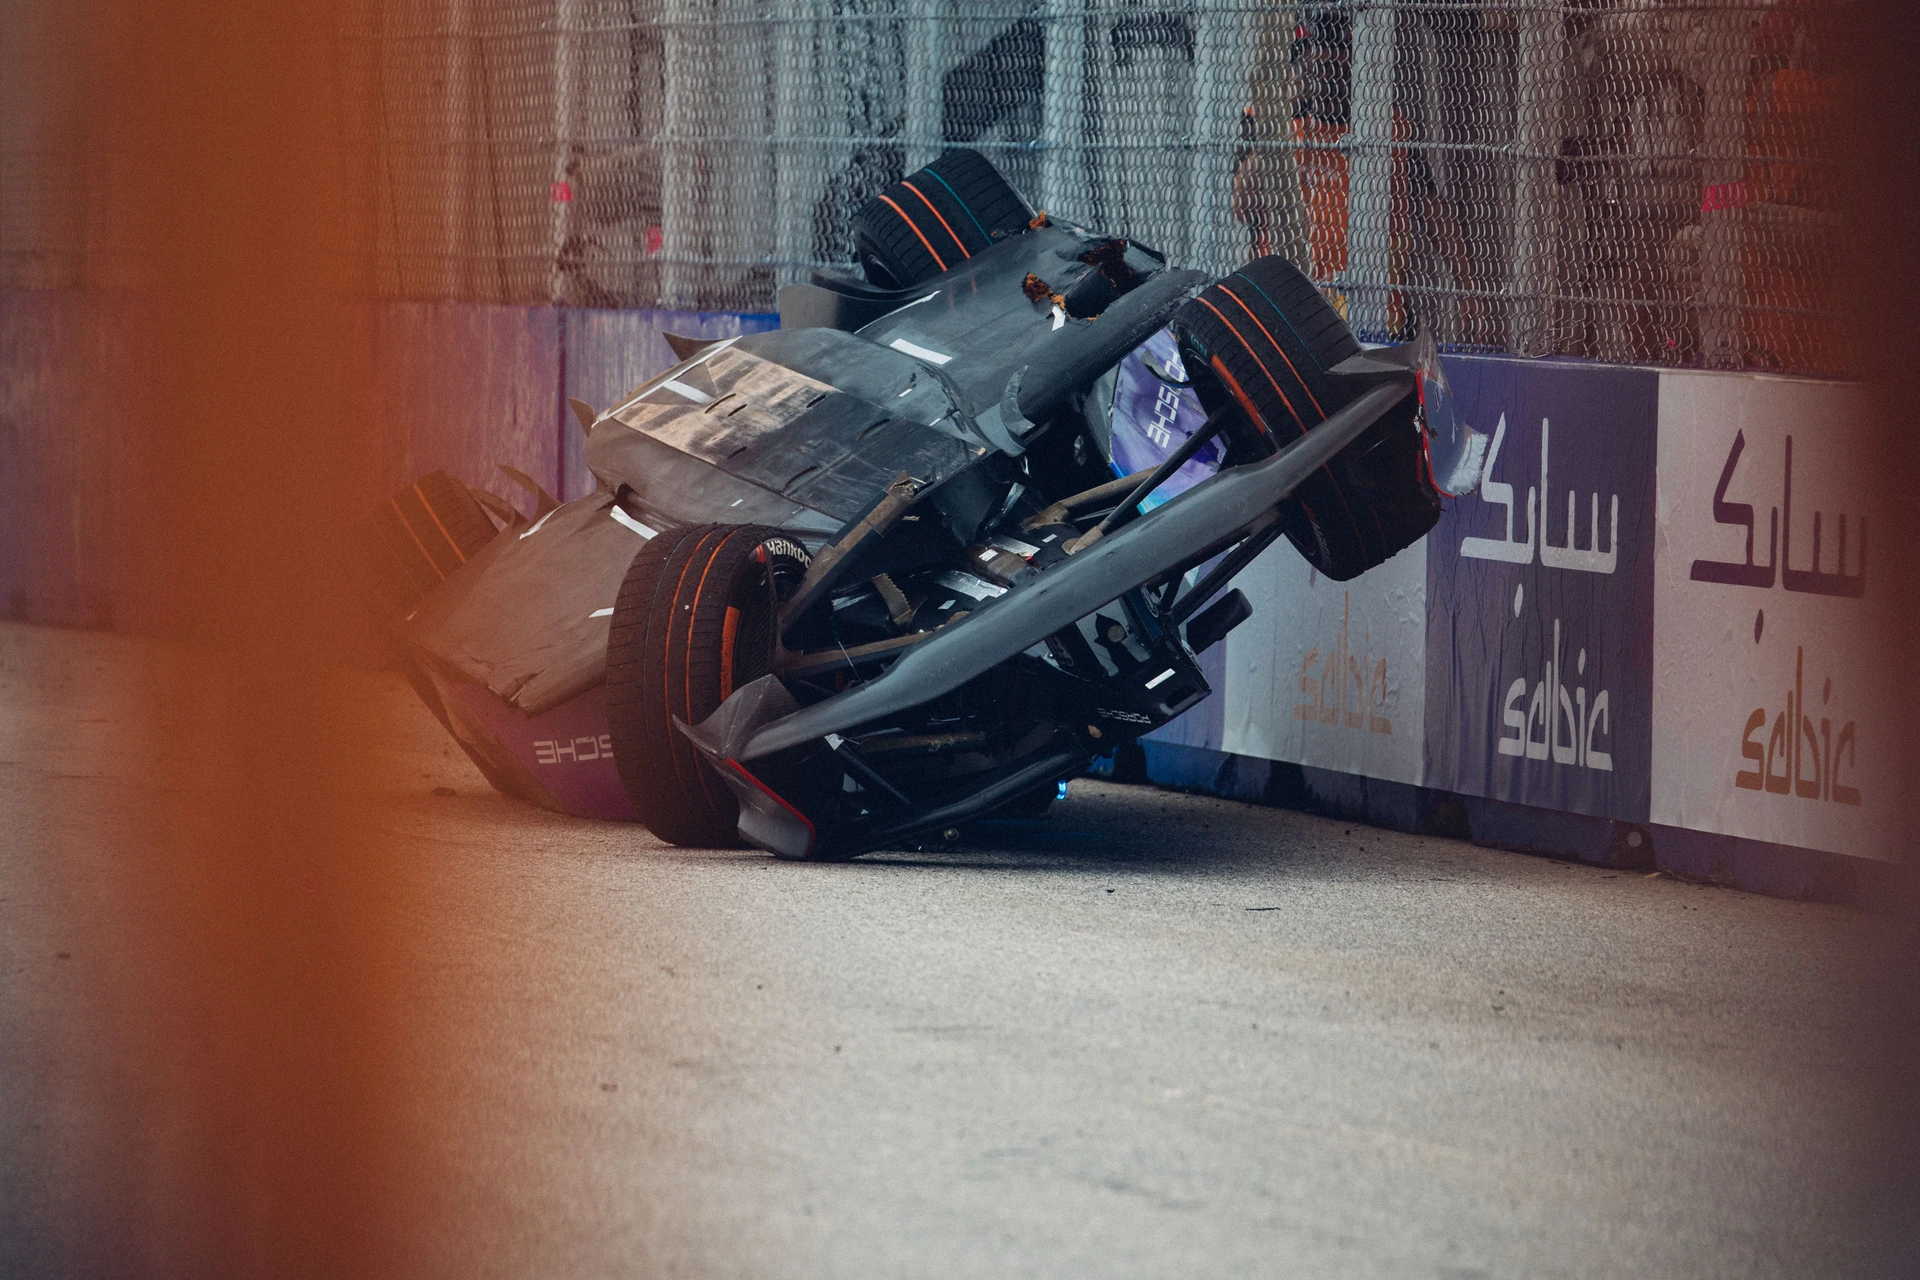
top-left (605, 524), bottom-right (811, 848)
top-left (1172, 256), bottom-right (1440, 581)
top-left (374, 471), bottom-right (498, 610)
top-left (852, 147), bottom-right (1034, 289)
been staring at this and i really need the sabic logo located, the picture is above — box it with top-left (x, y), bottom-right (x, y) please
top-left (1294, 590), bottom-right (1391, 735)
top-left (1496, 605), bottom-right (1614, 773)
top-left (1460, 414), bottom-right (1619, 574)
top-left (1689, 430), bottom-right (1865, 598)
top-left (1096, 707), bottom-right (1152, 724)
top-left (534, 734), bottom-right (614, 766)
top-left (1736, 646), bottom-right (1860, 805)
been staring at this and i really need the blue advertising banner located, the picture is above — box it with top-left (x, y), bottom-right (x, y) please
top-left (1423, 358), bottom-right (1659, 823)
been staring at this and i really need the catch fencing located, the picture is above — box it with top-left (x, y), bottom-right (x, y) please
top-left (1, 2), bottom-right (1851, 373)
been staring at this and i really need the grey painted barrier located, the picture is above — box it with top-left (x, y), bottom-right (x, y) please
top-left (1, 291), bottom-right (1901, 901)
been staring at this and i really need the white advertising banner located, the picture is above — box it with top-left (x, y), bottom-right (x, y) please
top-left (1651, 370), bottom-right (1906, 859)
top-left (1218, 537), bottom-right (1427, 786)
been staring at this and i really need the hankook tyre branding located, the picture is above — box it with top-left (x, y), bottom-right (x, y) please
top-left (760, 537), bottom-right (810, 564)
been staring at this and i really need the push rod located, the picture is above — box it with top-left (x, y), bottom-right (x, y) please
top-left (1170, 514), bottom-right (1287, 625)
top-left (1022, 468), bottom-right (1154, 531)
top-left (1066, 399), bottom-right (1237, 553)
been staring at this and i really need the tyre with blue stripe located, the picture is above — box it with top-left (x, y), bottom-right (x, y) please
top-left (852, 148), bottom-right (1034, 288)
top-left (1172, 255), bottom-right (1440, 581)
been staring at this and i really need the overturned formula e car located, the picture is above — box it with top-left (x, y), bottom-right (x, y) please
top-left (376, 148), bottom-right (1483, 859)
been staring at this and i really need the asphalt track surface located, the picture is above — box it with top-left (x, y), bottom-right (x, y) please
top-left (0, 621), bottom-right (1902, 1278)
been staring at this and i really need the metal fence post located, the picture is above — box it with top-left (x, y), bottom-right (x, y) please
top-left (1507, 0), bottom-right (1562, 356)
top-left (1698, 9), bottom-right (1753, 368)
top-left (547, 0), bottom-right (578, 306)
top-left (904, 0), bottom-right (948, 173)
top-left (1185, 0), bottom-right (1255, 276)
top-left (443, 0), bottom-right (473, 302)
top-left (773, 1), bottom-right (819, 291)
top-left (1039, 0), bottom-right (1087, 218)
top-left (735, 1), bottom-right (776, 304)
top-left (1346, 0), bottom-right (1394, 339)
top-left (659, 0), bottom-right (701, 307)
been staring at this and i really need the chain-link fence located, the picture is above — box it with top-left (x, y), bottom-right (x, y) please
top-left (3, 2), bottom-right (1852, 374)
top-left (0, 5), bottom-right (135, 294)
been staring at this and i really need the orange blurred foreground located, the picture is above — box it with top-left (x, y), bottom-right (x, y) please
top-left (9, 3), bottom-right (417, 1273)
top-left (4, 1), bottom-right (1918, 1275)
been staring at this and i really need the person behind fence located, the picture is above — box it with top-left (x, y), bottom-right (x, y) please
top-left (1741, 0), bottom-right (1844, 370)
top-left (1231, 6), bottom-right (1477, 342)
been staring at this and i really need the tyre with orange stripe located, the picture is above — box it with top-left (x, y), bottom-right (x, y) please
top-left (1171, 255), bottom-right (1441, 581)
top-left (852, 147), bottom-right (1034, 288)
top-left (605, 523), bottom-right (811, 847)
top-left (374, 470), bottom-right (499, 611)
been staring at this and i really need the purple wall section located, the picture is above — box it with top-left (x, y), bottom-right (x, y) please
top-left (363, 301), bottom-right (562, 511)
top-left (0, 291), bottom-right (152, 629)
top-left (0, 294), bottom-right (779, 631)
top-left (361, 302), bottom-right (776, 509)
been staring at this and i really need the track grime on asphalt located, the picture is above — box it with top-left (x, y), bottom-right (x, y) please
top-left (1, 621), bottom-right (1900, 1280)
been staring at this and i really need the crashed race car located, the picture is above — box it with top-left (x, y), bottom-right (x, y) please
top-left (377, 148), bottom-right (1483, 860)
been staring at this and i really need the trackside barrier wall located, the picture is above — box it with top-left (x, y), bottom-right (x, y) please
top-left (1131, 356), bottom-right (1909, 903)
top-left (0, 292), bottom-right (773, 631)
top-left (1, 290), bottom-right (1902, 900)
top-left (354, 301), bottom-right (777, 505)
top-left (0, 291), bottom-right (151, 630)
